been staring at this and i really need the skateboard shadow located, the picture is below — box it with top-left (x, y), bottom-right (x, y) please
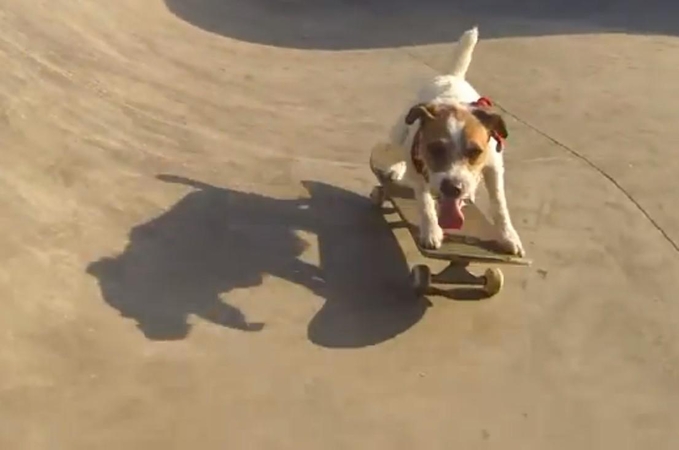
top-left (434, 287), bottom-right (490, 302)
top-left (86, 175), bottom-right (429, 348)
top-left (164, 0), bottom-right (679, 50)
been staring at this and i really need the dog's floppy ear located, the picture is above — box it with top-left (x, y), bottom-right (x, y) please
top-left (472, 109), bottom-right (509, 140)
top-left (405, 103), bottom-right (436, 125)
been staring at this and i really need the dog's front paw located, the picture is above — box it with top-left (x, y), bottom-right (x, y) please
top-left (385, 161), bottom-right (407, 182)
top-left (496, 228), bottom-right (525, 257)
top-left (419, 223), bottom-right (444, 249)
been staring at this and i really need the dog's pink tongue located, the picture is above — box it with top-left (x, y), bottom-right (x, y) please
top-left (438, 198), bottom-right (464, 230)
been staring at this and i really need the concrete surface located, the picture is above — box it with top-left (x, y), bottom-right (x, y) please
top-left (1, 1), bottom-right (678, 449)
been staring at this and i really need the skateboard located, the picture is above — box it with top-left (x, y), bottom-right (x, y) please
top-left (369, 143), bottom-right (531, 297)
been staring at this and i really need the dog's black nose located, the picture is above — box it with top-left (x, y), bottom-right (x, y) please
top-left (440, 178), bottom-right (462, 198)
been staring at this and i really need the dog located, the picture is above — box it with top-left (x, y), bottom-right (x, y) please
top-left (383, 27), bottom-right (524, 256)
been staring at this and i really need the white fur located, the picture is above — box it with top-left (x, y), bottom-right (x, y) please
top-left (385, 27), bottom-right (524, 256)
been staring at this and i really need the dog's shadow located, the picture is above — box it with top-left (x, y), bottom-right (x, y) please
top-left (87, 175), bottom-right (429, 348)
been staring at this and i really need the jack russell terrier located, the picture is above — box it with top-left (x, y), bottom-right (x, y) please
top-left (384, 26), bottom-right (524, 256)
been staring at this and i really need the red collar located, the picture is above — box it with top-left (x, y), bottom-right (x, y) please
top-left (471, 96), bottom-right (494, 108)
top-left (470, 96), bottom-right (505, 152)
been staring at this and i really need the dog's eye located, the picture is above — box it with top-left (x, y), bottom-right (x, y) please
top-left (427, 143), bottom-right (447, 159)
top-left (465, 145), bottom-right (483, 159)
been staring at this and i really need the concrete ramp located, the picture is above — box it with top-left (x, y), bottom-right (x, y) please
top-left (1, 1), bottom-right (678, 449)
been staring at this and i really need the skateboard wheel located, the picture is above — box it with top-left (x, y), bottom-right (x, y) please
top-left (483, 268), bottom-right (504, 296)
top-left (410, 264), bottom-right (431, 296)
top-left (369, 186), bottom-right (385, 207)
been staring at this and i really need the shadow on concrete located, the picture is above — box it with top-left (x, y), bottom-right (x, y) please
top-left (87, 175), bottom-right (429, 348)
top-left (164, 0), bottom-right (679, 50)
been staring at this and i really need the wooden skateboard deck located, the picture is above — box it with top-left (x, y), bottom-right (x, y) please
top-left (369, 143), bottom-right (530, 267)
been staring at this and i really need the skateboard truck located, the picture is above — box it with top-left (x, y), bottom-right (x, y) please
top-left (409, 262), bottom-right (503, 297)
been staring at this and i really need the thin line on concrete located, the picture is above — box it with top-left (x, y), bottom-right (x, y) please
top-left (497, 106), bottom-right (679, 254)
top-left (399, 50), bottom-right (679, 254)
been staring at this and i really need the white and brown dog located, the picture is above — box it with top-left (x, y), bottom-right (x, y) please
top-left (384, 26), bottom-right (524, 256)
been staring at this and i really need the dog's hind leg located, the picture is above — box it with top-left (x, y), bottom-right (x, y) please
top-left (385, 161), bottom-right (407, 181)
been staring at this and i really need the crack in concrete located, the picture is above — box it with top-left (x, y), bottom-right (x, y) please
top-left (498, 106), bottom-right (679, 255)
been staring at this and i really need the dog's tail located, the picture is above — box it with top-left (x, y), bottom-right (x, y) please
top-left (449, 27), bottom-right (479, 78)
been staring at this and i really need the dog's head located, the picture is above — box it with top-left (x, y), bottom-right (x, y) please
top-left (405, 101), bottom-right (508, 227)
top-left (406, 102), bottom-right (508, 196)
